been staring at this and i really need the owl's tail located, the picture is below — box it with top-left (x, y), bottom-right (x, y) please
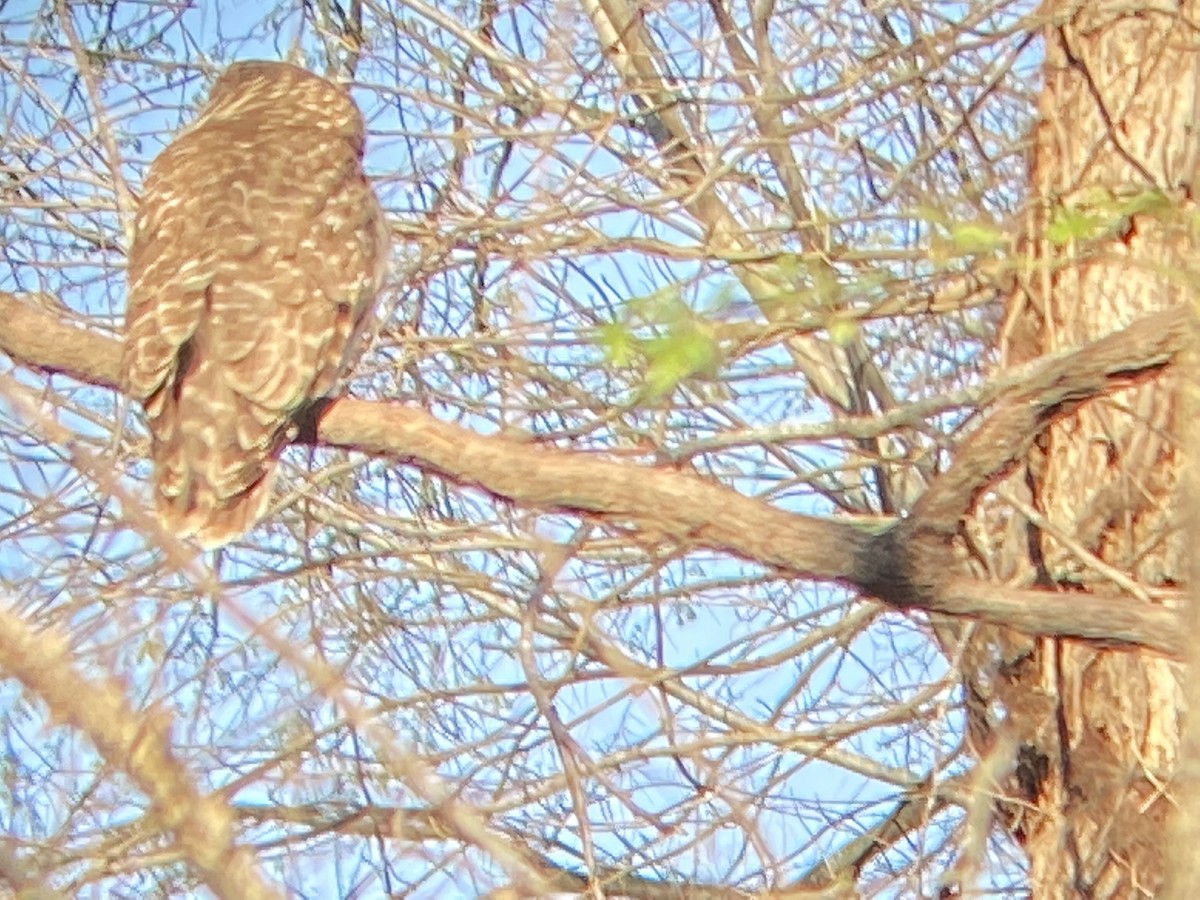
top-left (154, 459), bottom-right (280, 551)
top-left (141, 348), bottom-right (287, 551)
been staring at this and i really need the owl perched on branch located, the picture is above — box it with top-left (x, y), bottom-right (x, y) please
top-left (123, 61), bottom-right (388, 549)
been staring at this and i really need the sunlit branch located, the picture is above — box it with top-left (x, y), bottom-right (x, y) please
top-left (0, 291), bottom-right (1187, 656)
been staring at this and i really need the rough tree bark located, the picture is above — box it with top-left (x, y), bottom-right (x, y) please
top-left (975, 2), bottom-right (1198, 894)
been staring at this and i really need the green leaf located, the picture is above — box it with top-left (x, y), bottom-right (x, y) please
top-left (827, 316), bottom-right (860, 346)
top-left (598, 322), bottom-right (638, 367)
top-left (628, 286), bottom-right (685, 324)
top-left (948, 220), bottom-right (1005, 253)
top-left (911, 204), bottom-right (952, 227)
top-left (1115, 189), bottom-right (1172, 219)
top-left (1045, 207), bottom-right (1101, 244)
top-left (642, 328), bottom-right (721, 398)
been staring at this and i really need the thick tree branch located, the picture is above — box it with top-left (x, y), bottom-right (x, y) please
top-left (0, 292), bottom-right (1187, 656)
top-left (848, 301), bottom-right (1187, 657)
top-left (913, 305), bottom-right (1185, 528)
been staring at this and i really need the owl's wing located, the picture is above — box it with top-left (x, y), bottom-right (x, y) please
top-left (212, 147), bottom-right (386, 414)
top-left (123, 163), bottom-right (213, 403)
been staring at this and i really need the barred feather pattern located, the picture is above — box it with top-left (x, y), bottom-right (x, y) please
top-left (123, 61), bottom-right (388, 548)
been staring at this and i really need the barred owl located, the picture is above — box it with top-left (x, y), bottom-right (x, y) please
top-left (123, 61), bottom-right (388, 548)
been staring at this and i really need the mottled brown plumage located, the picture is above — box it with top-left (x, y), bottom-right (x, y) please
top-left (123, 61), bottom-right (388, 548)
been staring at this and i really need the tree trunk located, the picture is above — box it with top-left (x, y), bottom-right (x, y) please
top-left (980, 2), bottom-right (1198, 894)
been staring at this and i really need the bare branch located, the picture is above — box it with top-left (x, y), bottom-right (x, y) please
top-left (0, 602), bottom-right (279, 900)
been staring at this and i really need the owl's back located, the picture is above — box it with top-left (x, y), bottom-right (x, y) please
top-left (123, 62), bottom-right (388, 548)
